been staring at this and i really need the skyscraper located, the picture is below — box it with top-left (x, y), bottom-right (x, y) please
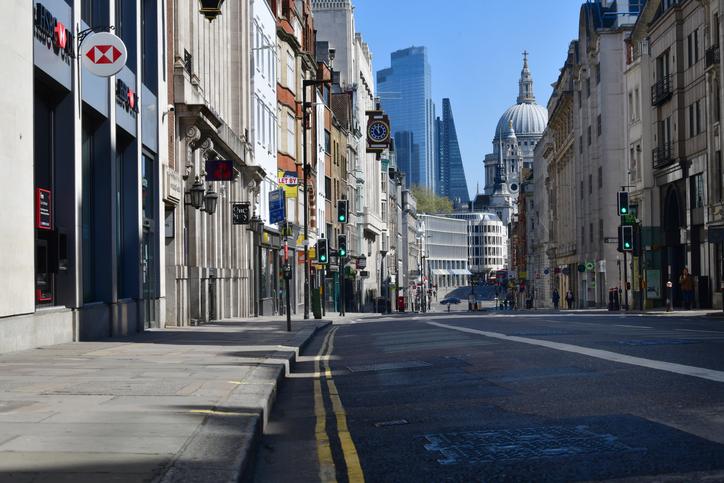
top-left (437, 98), bottom-right (470, 205)
top-left (377, 46), bottom-right (435, 191)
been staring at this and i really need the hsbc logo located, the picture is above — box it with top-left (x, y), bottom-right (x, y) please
top-left (85, 45), bottom-right (123, 65)
top-left (116, 79), bottom-right (139, 115)
top-left (34, 3), bottom-right (74, 64)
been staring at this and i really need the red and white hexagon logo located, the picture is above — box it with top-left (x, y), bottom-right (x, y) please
top-left (81, 32), bottom-right (127, 77)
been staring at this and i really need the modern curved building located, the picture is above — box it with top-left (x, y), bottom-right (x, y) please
top-left (483, 53), bottom-right (548, 197)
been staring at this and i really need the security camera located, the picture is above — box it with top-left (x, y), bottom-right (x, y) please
top-left (329, 48), bottom-right (336, 62)
top-left (167, 104), bottom-right (175, 112)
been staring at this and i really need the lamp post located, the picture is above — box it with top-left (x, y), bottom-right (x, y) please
top-left (301, 77), bottom-right (329, 319)
top-left (249, 214), bottom-right (263, 317)
top-left (198, 0), bottom-right (225, 21)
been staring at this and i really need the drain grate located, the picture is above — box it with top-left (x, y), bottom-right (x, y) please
top-left (374, 419), bottom-right (409, 427)
top-left (423, 425), bottom-right (640, 465)
top-left (347, 360), bottom-right (432, 373)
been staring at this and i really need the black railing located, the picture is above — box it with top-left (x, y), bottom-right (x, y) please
top-left (651, 74), bottom-right (673, 106)
top-left (706, 45), bottom-right (720, 68)
top-left (652, 143), bottom-right (673, 169)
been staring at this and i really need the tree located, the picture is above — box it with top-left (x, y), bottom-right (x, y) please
top-left (411, 185), bottom-right (453, 214)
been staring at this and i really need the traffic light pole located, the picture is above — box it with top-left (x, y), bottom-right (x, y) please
top-left (340, 255), bottom-right (345, 317)
top-left (623, 245), bottom-right (629, 311)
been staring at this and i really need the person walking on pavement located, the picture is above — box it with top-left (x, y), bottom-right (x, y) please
top-left (566, 289), bottom-right (574, 309)
top-left (678, 267), bottom-right (695, 309)
top-left (552, 289), bottom-right (560, 310)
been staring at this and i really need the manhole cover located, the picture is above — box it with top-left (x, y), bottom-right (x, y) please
top-left (423, 425), bottom-right (639, 465)
top-left (347, 360), bottom-right (432, 373)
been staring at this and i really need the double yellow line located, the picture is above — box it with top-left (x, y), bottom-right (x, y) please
top-left (314, 326), bottom-right (365, 483)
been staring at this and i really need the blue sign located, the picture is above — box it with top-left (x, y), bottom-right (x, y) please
top-left (269, 188), bottom-right (286, 224)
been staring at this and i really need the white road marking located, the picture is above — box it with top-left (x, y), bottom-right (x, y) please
top-left (614, 324), bottom-right (653, 329)
top-left (427, 321), bottom-right (724, 384)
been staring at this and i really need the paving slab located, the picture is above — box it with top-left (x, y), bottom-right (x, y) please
top-left (0, 317), bottom-right (331, 483)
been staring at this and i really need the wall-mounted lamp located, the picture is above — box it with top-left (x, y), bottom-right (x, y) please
top-left (198, 0), bottom-right (225, 22)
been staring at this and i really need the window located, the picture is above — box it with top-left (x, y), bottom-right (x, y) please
top-left (717, 151), bottom-right (723, 201)
top-left (597, 114), bottom-right (602, 136)
top-left (115, 1), bottom-right (137, 72)
top-left (599, 219), bottom-right (604, 242)
top-left (587, 126), bottom-right (592, 145)
top-left (595, 64), bottom-right (601, 84)
top-left (324, 176), bottom-right (331, 200)
top-left (581, 226), bottom-right (585, 246)
top-left (324, 130), bottom-right (331, 154)
top-left (286, 52), bottom-right (295, 90)
top-left (691, 173), bottom-right (704, 208)
top-left (588, 174), bottom-right (593, 194)
top-left (141, 0), bottom-right (158, 93)
top-left (286, 112), bottom-right (295, 153)
top-left (689, 100), bottom-right (702, 137)
top-left (629, 0), bottom-right (644, 13)
top-left (688, 32), bottom-right (694, 67)
top-left (628, 91), bottom-right (634, 121)
top-left (580, 180), bottom-right (584, 200)
top-left (82, 0), bottom-right (108, 26)
top-left (589, 223), bottom-right (594, 244)
top-left (634, 88), bottom-right (640, 120)
top-left (598, 166), bottom-right (603, 189)
top-left (586, 78), bottom-right (591, 97)
top-left (579, 135), bottom-right (583, 153)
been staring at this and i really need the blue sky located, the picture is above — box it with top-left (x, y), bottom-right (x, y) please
top-left (353, 0), bottom-right (585, 198)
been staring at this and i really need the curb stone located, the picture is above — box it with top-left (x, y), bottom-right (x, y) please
top-left (155, 321), bottom-right (331, 483)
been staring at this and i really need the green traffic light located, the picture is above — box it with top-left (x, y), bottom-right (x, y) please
top-left (338, 215), bottom-right (345, 222)
top-left (624, 242), bottom-right (631, 248)
top-left (339, 250), bottom-right (346, 256)
top-left (621, 208), bottom-right (628, 214)
top-left (320, 256), bottom-right (327, 262)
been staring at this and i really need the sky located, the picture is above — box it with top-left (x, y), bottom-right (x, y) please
top-left (353, 0), bottom-right (586, 199)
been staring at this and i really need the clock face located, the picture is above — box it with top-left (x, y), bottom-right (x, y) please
top-left (368, 121), bottom-right (389, 143)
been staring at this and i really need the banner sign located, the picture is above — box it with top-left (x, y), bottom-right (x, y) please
top-left (205, 160), bottom-right (234, 181)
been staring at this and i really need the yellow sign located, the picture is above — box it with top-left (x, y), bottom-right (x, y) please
top-left (309, 247), bottom-right (316, 259)
top-left (278, 169), bottom-right (298, 199)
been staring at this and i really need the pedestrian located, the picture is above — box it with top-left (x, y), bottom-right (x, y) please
top-left (552, 289), bottom-right (560, 310)
top-left (678, 267), bottom-right (695, 309)
top-left (565, 289), bottom-right (574, 309)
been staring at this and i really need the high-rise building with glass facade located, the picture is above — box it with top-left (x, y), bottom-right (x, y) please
top-left (437, 98), bottom-right (470, 205)
top-left (377, 46), bottom-right (435, 191)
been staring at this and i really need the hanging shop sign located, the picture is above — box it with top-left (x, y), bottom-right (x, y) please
top-left (585, 261), bottom-right (595, 272)
top-left (34, 3), bottom-right (74, 64)
top-left (116, 79), bottom-right (139, 114)
top-left (205, 160), bottom-right (234, 181)
top-left (232, 202), bottom-right (250, 225)
top-left (81, 32), bottom-right (128, 77)
top-left (36, 188), bottom-right (52, 230)
top-left (277, 170), bottom-right (298, 199)
top-left (365, 110), bottom-right (391, 153)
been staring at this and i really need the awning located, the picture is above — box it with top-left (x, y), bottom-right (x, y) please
top-left (452, 269), bottom-right (472, 276)
top-left (431, 269), bottom-right (447, 276)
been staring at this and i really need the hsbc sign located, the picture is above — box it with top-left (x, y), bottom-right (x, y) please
top-left (34, 3), bottom-right (74, 64)
top-left (81, 32), bottom-right (127, 77)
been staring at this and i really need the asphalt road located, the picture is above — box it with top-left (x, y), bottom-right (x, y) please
top-left (253, 312), bottom-right (724, 482)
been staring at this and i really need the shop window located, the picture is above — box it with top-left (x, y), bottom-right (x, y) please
top-left (82, 123), bottom-right (97, 302)
top-left (82, 0), bottom-right (108, 26)
top-left (116, 0), bottom-right (137, 73)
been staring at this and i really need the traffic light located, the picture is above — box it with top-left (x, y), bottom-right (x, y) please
top-left (317, 238), bottom-right (328, 264)
top-left (618, 225), bottom-right (634, 252)
top-left (337, 200), bottom-right (348, 224)
top-left (337, 234), bottom-right (347, 257)
top-left (617, 191), bottom-right (630, 216)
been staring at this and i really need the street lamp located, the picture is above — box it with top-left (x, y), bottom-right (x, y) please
top-left (190, 177), bottom-right (205, 210)
top-left (204, 188), bottom-right (218, 215)
top-left (198, 0), bottom-right (225, 21)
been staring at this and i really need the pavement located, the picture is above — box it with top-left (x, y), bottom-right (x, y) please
top-left (0, 314), bottom-right (361, 483)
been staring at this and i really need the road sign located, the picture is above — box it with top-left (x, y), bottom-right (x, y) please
top-left (604, 237), bottom-right (618, 244)
top-left (269, 188), bottom-right (285, 224)
top-left (231, 202), bottom-right (250, 225)
top-left (81, 32), bottom-right (127, 77)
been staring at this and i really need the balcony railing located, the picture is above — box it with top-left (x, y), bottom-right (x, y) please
top-left (651, 74), bottom-right (673, 106)
top-left (706, 45), bottom-right (720, 68)
top-left (652, 142), bottom-right (673, 169)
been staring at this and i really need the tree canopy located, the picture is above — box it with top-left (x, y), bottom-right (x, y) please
top-left (411, 185), bottom-right (453, 214)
